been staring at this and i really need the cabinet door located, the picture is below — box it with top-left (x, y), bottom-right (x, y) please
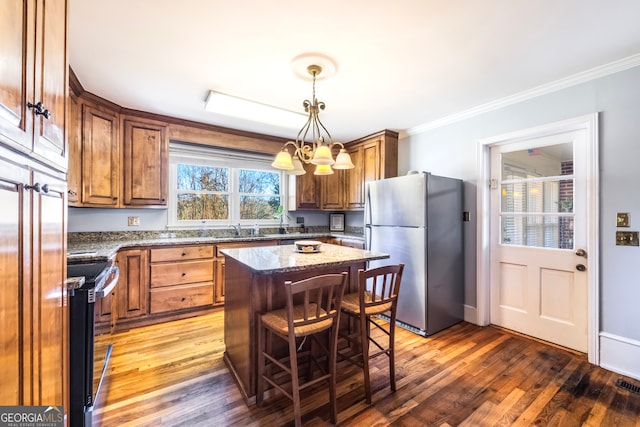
top-left (0, 156), bottom-right (30, 405)
top-left (362, 140), bottom-right (380, 198)
top-left (214, 259), bottom-right (225, 305)
top-left (122, 118), bottom-right (168, 206)
top-left (345, 146), bottom-right (364, 209)
top-left (320, 171), bottom-right (345, 210)
top-left (32, 0), bottom-right (67, 170)
top-left (0, 0), bottom-right (34, 150)
top-left (31, 168), bottom-right (67, 407)
top-left (294, 162), bottom-right (321, 209)
top-left (81, 103), bottom-right (119, 206)
top-left (67, 93), bottom-right (81, 205)
top-left (117, 249), bottom-right (149, 319)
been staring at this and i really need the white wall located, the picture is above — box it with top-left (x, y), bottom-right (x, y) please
top-left (400, 65), bottom-right (640, 379)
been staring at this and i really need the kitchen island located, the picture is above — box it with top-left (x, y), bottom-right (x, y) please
top-left (220, 243), bottom-right (389, 404)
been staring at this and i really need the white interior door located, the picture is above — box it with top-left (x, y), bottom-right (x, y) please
top-left (490, 130), bottom-right (589, 352)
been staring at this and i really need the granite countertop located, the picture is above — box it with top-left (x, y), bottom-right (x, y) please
top-left (220, 243), bottom-right (388, 275)
top-left (66, 232), bottom-right (364, 264)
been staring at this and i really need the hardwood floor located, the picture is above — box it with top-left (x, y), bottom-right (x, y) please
top-left (94, 310), bottom-right (640, 426)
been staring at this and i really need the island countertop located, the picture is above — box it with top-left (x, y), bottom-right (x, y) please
top-left (220, 243), bottom-right (388, 275)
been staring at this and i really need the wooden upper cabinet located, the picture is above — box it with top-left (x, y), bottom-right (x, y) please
top-left (0, 0), bottom-right (68, 171)
top-left (293, 161), bottom-right (322, 210)
top-left (345, 140), bottom-right (379, 210)
top-left (80, 102), bottom-right (120, 206)
top-left (344, 130), bottom-right (398, 210)
top-left (122, 117), bottom-right (168, 206)
top-left (320, 146), bottom-right (347, 210)
top-left (289, 130), bottom-right (397, 211)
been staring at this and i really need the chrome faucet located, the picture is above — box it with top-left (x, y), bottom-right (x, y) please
top-left (230, 223), bottom-right (242, 236)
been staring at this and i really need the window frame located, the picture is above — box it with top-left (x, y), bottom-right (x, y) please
top-left (167, 142), bottom-right (286, 228)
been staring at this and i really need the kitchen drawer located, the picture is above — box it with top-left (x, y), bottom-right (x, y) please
top-left (149, 282), bottom-right (214, 314)
top-left (150, 245), bottom-right (214, 262)
top-left (150, 259), bottom-right (214, 287)
top-left (215, 240), bottom-right (278, 257)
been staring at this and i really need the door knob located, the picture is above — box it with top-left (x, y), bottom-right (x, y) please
top-left (575, 249), bottom-right (587, 257)
top-left (576, 264), bottom-right (586, 272)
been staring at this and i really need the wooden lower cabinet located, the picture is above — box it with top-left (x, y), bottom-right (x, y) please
top-left (149, 245), bottom-right (215, 314)
top-left (214, 240), bottom-right (278, 306)
top-left (116, 249), bottom-right (149, 320)
top-left (96, 240), bottom-right (288, 331)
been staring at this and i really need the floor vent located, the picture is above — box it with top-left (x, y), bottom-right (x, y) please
top-left (615, 378), bottom-right (640, 395)
top-left (375, 314), bottom-right (426, 336)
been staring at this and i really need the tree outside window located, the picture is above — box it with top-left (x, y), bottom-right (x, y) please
top-left (169, 146), bottom-right (284, 227)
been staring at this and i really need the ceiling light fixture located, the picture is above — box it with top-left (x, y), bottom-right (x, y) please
top-left (204, 91), bottom-right (305, 129)
top-left (271, 64), bottom-right (354, 176)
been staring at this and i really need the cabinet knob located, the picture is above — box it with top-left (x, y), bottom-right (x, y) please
top-left (27, 101), bottom-right (51, 119)
top-left (181, 297), bottom-right (186, 302)
top-left (41, 184), bottom-right (49, 194)
top-left (181, 272), bottom-right (186, 277)
top-left (25, 182), bottom-right (41, 192)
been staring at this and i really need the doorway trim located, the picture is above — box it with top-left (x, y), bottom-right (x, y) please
top-left (476, 113), bottom-right (599, 363)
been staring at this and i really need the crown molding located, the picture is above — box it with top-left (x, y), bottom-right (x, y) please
top-left (403, 53), bottom-right (640, 137)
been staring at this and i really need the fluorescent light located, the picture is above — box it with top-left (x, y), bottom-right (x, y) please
top-left (204, 90), bottom-right (305, 129)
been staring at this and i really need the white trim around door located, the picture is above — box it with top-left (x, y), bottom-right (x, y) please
top-left (476, 113), bottom-right (599, 364)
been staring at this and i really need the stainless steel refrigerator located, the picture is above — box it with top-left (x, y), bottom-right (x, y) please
top-left (365, 172), bottom-right (464, 336)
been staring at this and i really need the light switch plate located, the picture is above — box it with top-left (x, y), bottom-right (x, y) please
top-left (128, 216), bottom-right (140, 226)
top-left (616, 231), bottom-right (638, 246)
top-left (616, 212), bottom-right (630, 227)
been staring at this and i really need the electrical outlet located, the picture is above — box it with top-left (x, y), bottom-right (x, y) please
top-left (128, 216), bottom-right (140, 226)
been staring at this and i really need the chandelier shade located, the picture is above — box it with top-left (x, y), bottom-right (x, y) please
top-left (271, 63), bottom-right (354, 175)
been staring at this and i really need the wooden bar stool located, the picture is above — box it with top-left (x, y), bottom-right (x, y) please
top-left (256, 272), bottom-right (348, 427)
top-left (338, 264), bottom-right (404, 404)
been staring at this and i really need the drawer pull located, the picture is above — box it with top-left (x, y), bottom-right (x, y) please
top-left (182, 252), bottom-right (187, 256)
top-left (181, 272), bottom-right (186, 277)
top-left (181, 297), bottom-right (186, 302)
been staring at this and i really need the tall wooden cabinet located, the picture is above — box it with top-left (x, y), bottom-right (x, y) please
top-left (0, 0), bottom-right (69, 413)
top-left (0, 152), bottom-right (67, 406)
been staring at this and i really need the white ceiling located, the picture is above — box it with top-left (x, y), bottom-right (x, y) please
top-left (68, 0), bottom-right (640, 143)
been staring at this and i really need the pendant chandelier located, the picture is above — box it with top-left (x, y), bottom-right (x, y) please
top-left (271, 64), bottom-right (354, 176)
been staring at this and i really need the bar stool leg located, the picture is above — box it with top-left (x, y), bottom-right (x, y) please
top-left (289, 337), bottom-right (302, 427)
top-left (360, 311), bottom-right (372, 404)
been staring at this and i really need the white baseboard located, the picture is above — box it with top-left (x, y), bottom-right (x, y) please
top-left (599, 332), bottom-right (640, 381)
top-left (464, 304), bottom-right (480, 325)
